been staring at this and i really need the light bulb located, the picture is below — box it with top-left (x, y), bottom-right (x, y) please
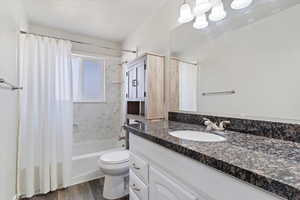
top-left (209, 2), bottom-right (227, 21)
top-left (210, 0), bottom-right (222, 7)
top-left (193, 15), bottom-right (208, 29)
top-left (193, 0), bottom-right (212, 16)
top-left (178, 3), bottom-right (194, 24)
top-left (231, 0), bottom-right (253, 10)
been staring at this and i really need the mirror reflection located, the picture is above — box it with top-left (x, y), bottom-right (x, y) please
top-left (169, 1), bottom-right (300, 122)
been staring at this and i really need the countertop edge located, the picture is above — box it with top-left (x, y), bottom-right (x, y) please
top-left (125, 125), bottom-right (299, 200)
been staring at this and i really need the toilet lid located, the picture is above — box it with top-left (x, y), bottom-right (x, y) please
top-left (100, 150), bottom-right (129, 164)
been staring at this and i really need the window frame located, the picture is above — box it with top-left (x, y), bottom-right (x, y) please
top-left (72, 53), bottom-right (106, 103)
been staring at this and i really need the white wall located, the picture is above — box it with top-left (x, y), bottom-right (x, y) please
top-left (194, 5), bottom-right (300, 122)
top-left (0, 1), bottom-right (27, 200)
top-left (122, 0), bottom-right (180, 118)
top-left (122, 0), bottom-right (178, 61)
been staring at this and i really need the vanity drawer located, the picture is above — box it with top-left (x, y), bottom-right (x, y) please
top-left (130, 170), bottom-right (148, 200)
top-left (130, 152), bottom-right (149, 184)
top-left (130, 188), bottom-right (140, 200)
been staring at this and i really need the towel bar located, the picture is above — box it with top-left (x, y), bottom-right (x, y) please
top-left (202, 90), bottom-right (235, 96)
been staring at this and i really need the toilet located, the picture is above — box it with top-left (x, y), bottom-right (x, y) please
top-left (98, 150), bottom-right (130, 199)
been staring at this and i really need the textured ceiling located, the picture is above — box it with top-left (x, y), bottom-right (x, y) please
top-left (23, 0), bottom-right (167, 42)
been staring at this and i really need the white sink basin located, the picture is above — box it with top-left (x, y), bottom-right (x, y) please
top-left (169, 130), bottom-right (226, 142)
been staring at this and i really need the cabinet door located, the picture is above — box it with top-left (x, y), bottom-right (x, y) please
top-left (136, 62), bottom-right (145, 99)
top-left (128, 67), bottom-right (137, 99)
top-left (145, 55), bottom-right (164, 119)
top-left (130, 188), bottom-right (140, 200)
top-left (130, 152), bottom-right (149, 184)
top-left (149, 167), bottom-right (199, 200)
top-left (130, 170), bottom-right (148, 200)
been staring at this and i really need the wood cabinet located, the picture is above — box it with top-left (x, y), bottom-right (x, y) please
top-left (168, 58), bottom-right (180, 112)
top-left (126, 53), bottom-right (164, 120)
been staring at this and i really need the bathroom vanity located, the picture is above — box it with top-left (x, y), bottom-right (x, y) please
top-left (125, 4), bottom-right (300, 200)
top-left (125, 116), bottom-right (300, 200)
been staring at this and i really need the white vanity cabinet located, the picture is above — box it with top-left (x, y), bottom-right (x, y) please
top-left (149, 166), bottom-right (199, 200)
top-left (129, 155), bottom-right (200, 200)
top-left (130, 152), bottom-right (149, 184)
top-left (129, 133), bottom-right (283, 200)
top-left (130, 171), bottom-right (148, 200)
top-left (129, 152), bottom-right (149, 200)
top-left (130, 188), bottom-right (140, 200)
top-left (129, 138), bottom-right (202, 200)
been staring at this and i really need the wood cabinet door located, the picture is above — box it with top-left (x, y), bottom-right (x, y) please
top-left (149, 167), bottom-right (199, 200)
top-left (128, 67), bottom-right (137, 99)
top-left (145, 55), bottom-right (164, 119)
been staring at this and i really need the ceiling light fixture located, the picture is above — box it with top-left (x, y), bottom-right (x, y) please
top-left (193, 15), bottom-right (209, 29)
top-left (178, 0), bottom-right (253, 30)
top-left (193, 0), bottom-right (212, 16)
top-left (209, 2), bottom-right (227, 21)
top-left (231, 0), bottom-right (253, 10)
top-left (210, 0), bottom-right (222, 7)
top-left (178, 1), bottom-right (194, 24)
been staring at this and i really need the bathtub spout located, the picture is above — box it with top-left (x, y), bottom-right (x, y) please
top-left (118, 136), bottom-right (126, 141)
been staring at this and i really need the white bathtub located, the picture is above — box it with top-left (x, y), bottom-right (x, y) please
top-left (71, 139), bottom-right (124, 185)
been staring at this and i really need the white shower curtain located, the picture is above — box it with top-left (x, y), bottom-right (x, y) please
top-left (18, 34), bottom-right (73, 198)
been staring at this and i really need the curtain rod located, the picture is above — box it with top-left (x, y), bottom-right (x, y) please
top-left (20, 31), bottom-right (137, 54)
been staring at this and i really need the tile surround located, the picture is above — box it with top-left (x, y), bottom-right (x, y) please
top-left (73, 59), bottom-right (122, 144)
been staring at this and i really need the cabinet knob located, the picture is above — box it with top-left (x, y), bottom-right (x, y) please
top-left (132, 79), bottom-right (138, 87)
top-left (131, 184), bottom-right (141, 191)
top-left (132, 163), bottom-right (140, 170)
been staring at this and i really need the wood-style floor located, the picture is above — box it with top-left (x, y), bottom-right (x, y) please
top-left (22, 178), bottom-right (129, 200)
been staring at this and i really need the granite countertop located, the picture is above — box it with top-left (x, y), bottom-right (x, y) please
top-left (125, 120), bottom-right (300, 200)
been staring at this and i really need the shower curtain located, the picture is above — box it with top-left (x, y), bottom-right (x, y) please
top-left (18, 34), bottom-right (73, 198)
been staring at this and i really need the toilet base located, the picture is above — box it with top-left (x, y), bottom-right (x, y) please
top-left (103, 174), bottom-right (129, 199)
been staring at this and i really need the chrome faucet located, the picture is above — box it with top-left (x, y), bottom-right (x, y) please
top-left (118, 136), bottom-right (126, 141)
top-left (203, 118), bottom-right (230, 131)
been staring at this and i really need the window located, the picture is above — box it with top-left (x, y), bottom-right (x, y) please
top-left (72, 55), bottom-right (105, 102)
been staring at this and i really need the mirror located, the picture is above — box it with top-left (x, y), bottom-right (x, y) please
top-left (169, 0), bottom-right (300, 122)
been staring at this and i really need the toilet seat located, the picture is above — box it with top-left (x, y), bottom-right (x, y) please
top-left (99, 150), bottom-right (129, 165)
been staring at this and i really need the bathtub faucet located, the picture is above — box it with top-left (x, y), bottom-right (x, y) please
top-left (118, 136), bottom-right (126, 141)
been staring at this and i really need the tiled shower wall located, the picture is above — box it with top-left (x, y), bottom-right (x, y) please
top-left (73, 58), bottom-right (122, 144)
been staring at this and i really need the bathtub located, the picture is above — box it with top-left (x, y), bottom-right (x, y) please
top-left (71, 139), bottom-right (124, 185)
